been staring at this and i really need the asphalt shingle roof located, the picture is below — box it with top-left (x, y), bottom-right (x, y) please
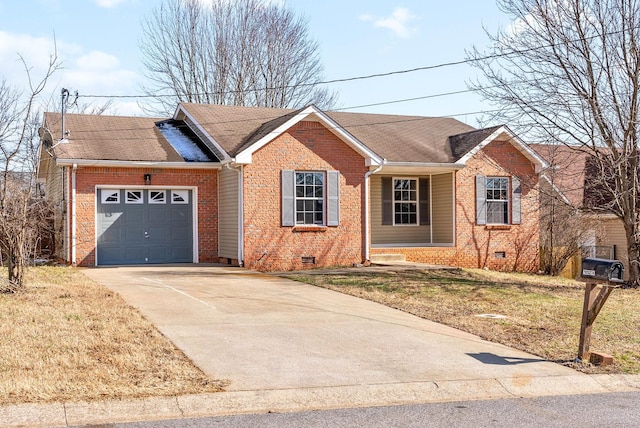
top-left (180, 103), bottom-right (477, 163)
top-left (43, 104), bottom-right (489, 165)
top-left (43, 112), bottom-right (184, 162)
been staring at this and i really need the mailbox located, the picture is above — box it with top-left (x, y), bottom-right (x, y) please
top-left (581, 258), bottom-right (624, 283)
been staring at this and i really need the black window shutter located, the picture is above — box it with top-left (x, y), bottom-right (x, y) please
top-left (476, 175), bottom-right (487, 225)
top-left (419, 177), bottom-right (430, 225)
top-left (282, 170), bottom-right (295, 226)
top-left (382, 177), bottom-right (393, 225)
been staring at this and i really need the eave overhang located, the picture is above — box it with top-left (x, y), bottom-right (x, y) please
top-left (55, 158), bottom-right (222, 170)
top-left (370, 162), bottom-right (465, 175)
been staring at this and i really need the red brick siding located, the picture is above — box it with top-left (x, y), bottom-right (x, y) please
top-left (72, 167), bottom-right (218, 266)
top-left (372, 140), bottom-right (540, 272)
top-left (243, 121), bottom-right (368, 271)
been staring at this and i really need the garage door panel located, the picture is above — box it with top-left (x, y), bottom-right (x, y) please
top-left (147, 207), bottom-right (170, 223)
top-left (100, 247), bottom-right (124, 265)
top-left (97, 189), bottom-right (194, 265)
top-left (171, 227), bottom-right (190, 240)
top-left (100, 225), bottom-right (122, 244)
top-left (171, 246), bottom-right (191, 260)
top-left (124, 246), bottom-right (144, 263)
top-left (171, 209), bottom-right (190, 221)
top-left (148, 246), bottom-right (168, 262)
top-left (100, 211), bottom-right (122, 225)
top-left (124, 208), bottom-right (144, 224)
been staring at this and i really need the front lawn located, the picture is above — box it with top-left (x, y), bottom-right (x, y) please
top-left (0, 266), bottom-right (226, 405)
top-left (286, 267), bottom-right (640, 374)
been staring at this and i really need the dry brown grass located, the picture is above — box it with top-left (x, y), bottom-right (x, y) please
top-left (286, 267), bottom-right (640, 374)
top-left (0, 266), bottom-right (226, 405)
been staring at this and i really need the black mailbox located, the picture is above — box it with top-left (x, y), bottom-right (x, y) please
top-left (581, 258), bottom-right (624, 283)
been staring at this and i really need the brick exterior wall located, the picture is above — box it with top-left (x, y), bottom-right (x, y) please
top-left (242, 121), bottom-right (368, 271)
top-left (372, 139), bottom-right (541, 272)
top-left (71, 166), bottom-right (218, 266)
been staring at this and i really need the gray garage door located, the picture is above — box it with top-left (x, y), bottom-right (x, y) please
top-left (97, 189), bottom-right (194, 265)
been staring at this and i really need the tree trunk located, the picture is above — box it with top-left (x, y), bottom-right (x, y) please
top-left (623, 218), bottom-right (640, 286)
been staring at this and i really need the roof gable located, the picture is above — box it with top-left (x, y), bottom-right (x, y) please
top-left (453, 125), bottom-right (548, 172)
top-left (231, 105), bottom-right (383, 165)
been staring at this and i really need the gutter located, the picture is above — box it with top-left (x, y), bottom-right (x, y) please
top-left (71, 164), bottom-right (77, 266)
top-left (381, 161), bottom-right (465, 170)
top-left (56, 158), bottom-right (222, 170)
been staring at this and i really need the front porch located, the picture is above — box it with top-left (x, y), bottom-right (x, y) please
top-left (370, 172), bottom-right (455, 247)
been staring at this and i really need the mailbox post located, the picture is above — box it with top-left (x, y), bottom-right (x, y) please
top-left (578, 258), bottom-right (624, 362)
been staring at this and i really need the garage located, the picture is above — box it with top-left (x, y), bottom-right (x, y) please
top-left (96, 188), bottom-right (195, 265)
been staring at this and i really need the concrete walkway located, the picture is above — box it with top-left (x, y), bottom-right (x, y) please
top-left (3, 265), bottom-right (639, 427)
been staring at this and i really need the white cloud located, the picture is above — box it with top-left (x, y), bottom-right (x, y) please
top-left (0, 30), bottom-right (141, 115)
top-left (0, 31), bottom-right (72, 85)
top-left (360, 7), bottom-right (419, 39)
top-left (76, 51), bottom-right (121, 71)
top-left (94, 0), bottom-right (128, 8)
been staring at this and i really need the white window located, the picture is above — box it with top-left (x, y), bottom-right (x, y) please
top-left (486, 177), bottom-right (509, 224)
top-left (476, 175), bottom-right (521, 226)
top-left (171, 190), bottom-right (189, 204)
top-left (101, 190), bottom-right (120, 204)
top-left (125, 190), bottom-right (143, 204)
top-left (393, 178), bottom-right (418, 225)
top-left (295, 172), bottom-right (324, 225)
top-left (149, 190), bottom-right (166, 204)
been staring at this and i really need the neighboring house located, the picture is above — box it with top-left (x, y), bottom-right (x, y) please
top-left (532, 144), bottom-right (629, 280)
top-left (37, 103), bottom-right (547, 272)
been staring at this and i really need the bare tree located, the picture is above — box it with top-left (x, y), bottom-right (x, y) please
top-left (0, 54), bottom-right (59, 290)
top-left (139, 0), bottom-right (336, 115)
top-left (468, 0), bottom-right (640, 285)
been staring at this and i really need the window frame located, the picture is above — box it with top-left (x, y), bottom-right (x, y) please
top-left (476, 175), bottom-right (521, 226)
top-left (294, 171), bottom-right (325, 226)
top-left (125, 190), bottom-right (143, 204)
top-left (485, 176), bottom-right (510, 225)
top-left (392, 177), bottom-right (419, 226)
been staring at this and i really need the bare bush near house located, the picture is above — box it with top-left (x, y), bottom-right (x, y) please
top-left (139, 0), bottom-right (336, 115)
top-left (468, 0), bottom-right (640, 285)
top-left (537, 146), bottom-right (602, 275)
top-left (0, 54), bottom-right (59, 290)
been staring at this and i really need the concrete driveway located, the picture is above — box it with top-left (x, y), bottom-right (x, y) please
top-left (82, 264), bottom-right (616, 410)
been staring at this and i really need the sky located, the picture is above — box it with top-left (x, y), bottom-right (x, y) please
top-left (0, 0), bottom-right (512, 127)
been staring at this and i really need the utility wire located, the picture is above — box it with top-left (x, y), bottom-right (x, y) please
top-left (79, 25), bottom-right (630, 101)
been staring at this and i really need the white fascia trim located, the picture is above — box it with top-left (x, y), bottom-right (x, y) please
top-left (56, 159), bottom-right (222, 169)
top-left (378, 162), bottom-right (465, 170)
top-left (234, 105), bottom-right (383, 165)
top-left (457, 125), bottom-right (549, 172)
top-left (174, 104), bottom-right (232, 162)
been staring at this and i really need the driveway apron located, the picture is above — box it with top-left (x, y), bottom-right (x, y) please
top-left (82, 265), bottom-right (582, 393)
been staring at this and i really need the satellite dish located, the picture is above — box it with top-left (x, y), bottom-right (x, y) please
top-left (38, 127), bottom-right (54, 149)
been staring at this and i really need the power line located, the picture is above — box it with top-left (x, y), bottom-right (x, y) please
top-left (79, 25), bottom-right (632, 101)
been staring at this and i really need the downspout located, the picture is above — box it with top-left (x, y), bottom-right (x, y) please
top-left (62, 166), bottom-right (68, 263)
top-left (71, 164), bottom-right (77, 266)
top-left (364, 161), bottom-right (385, 262)
top-left (238, 165), bottom-right (244, 266)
